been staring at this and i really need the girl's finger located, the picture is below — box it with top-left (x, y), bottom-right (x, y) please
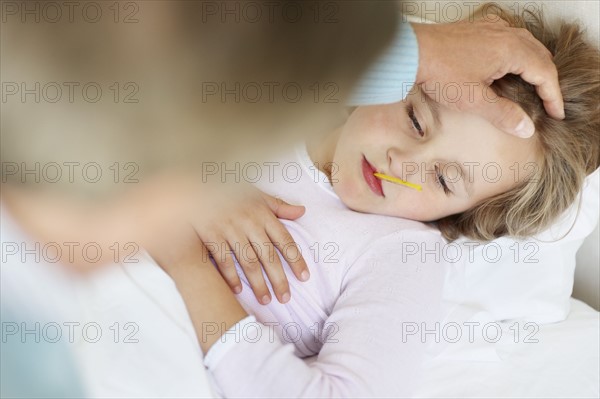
top-left (261, 193), bottom-right (306, 220)
top-left (267, 220), bottom-right (310, 283)
top-left (229, 237), bottom-right (272, 305)
top-left (205, 238), bottom-right (242, 294)
top-left (250, 233), bottom-right (291, 303)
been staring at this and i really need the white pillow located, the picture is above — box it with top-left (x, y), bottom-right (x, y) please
top-left (442, 168), bottom-right (600, 324)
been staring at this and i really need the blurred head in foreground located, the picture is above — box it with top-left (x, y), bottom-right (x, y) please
top-left (1, 1), bottom-right (399, 266)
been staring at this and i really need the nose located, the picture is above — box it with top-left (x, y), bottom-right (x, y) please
top-left (387, 146), bottom-right (422, 184)
top-left (388, 143), bottom-right (442, 189)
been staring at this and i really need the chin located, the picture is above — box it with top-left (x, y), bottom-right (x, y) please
top-left (345, 202), bottom-right (372, 214)
top-left (335, 190), bottom-right (362, 211)
top-left (341, 194), bottom-right (375, 213)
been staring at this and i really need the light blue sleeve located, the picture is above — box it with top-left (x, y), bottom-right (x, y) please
top-left (0, 307), bottom-right (87, 398)
top-left (348, 20), bottom-right (419, 105)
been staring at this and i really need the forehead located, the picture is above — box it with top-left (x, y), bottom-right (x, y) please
top-left (435, 105), bottom-right (541, 198)
top-left (440, 106), bottom-right (538, 157)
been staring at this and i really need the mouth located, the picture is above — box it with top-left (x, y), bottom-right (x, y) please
top-left (361, 155), bottom-right (384, 197)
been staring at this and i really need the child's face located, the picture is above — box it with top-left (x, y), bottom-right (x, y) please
top-left (331, 89), bottom-right (541, 221)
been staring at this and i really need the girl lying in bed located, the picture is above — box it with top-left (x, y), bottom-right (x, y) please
top-left (152, 5), bottom-right (599, 398)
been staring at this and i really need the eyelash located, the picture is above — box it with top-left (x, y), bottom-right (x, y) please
top-left (435, 164), bottom-right (451, 195)
top-left (406, 104), bottom-right (451, 195)
top-left (407, 104), bottom-right (424, 137)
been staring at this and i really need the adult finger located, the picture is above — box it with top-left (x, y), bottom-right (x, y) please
top-left (509, 36), bottom-right (565, 119)
top-left (469, 89), bottom-right (536, 138)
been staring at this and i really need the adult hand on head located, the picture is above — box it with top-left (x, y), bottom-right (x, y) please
top-left (411, 17), bottom-right (565, 138)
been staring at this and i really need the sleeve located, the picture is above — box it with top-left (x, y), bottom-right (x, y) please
top-left (203, 231), bottom-right (446, 398)
top-left (203, 314), bottom-right (258, 369)
top-left (347, 20), bottom-right (419, 106)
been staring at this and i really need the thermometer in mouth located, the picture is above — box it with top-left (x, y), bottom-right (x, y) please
top-left (373, 172), bottom-right (422, 191)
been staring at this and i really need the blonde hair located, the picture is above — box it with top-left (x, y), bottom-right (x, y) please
top-left (437, 4), bottom-right (600, 241)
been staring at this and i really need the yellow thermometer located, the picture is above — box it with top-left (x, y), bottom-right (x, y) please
top-left (373, 172), bottom-right (422, 191)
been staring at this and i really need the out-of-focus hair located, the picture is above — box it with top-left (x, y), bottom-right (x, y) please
top-left (1, 1), bottom-right (398, 197)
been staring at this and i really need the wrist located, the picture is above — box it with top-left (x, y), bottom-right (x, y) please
top-left (168, 254), bottom-right (214, 282)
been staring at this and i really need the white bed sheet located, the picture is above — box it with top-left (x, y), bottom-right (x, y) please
top-left (77, 258), bottom-right (599, 398)
top-left (414, 299), bottom-right (599, 398)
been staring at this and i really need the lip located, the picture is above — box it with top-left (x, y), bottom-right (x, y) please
top-left (361, 156), bottom-right (384, 197)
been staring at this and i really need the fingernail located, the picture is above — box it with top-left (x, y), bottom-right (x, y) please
top-left (233, 286), bottom-right (242, 294)
top-left (281, 292), bottom-right (290, 303)
top-left (300, 270), bottom-right (310, 281)
top-left (514, 117), bottom-right (535, 138)
top-left (261, 295), bottom-right (271, 305)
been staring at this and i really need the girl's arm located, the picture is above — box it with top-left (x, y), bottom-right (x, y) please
top-left (148, 183), bottom-right (309, 306)
top-left (153, 239), bottom-right (248, 353)
top-left (172, 229), bottom-right (446, 397)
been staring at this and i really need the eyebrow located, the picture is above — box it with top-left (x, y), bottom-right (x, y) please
top-left (421, 92), bottom-right (442, 130)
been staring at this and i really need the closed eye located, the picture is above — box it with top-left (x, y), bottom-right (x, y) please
top-left (435, 164), bottom-right (452, 195)
top-left (407, 104), bottom-right (424, 137)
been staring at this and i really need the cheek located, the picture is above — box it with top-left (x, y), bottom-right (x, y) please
top-left (332, 168), bottom-right (364, 208)
top-left (345, 106), bottom-right (396, 142)
top-left (382, 191), bottom-right (451, 221)
top-left (385, 195), bottom-right (430, 220)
